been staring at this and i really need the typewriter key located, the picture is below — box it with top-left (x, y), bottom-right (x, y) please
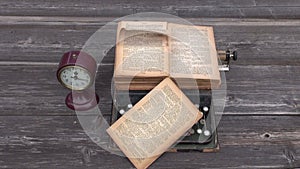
top-left (200, 119), bottom-right (205, 125)
top-left (203, 106), bottom-right (209, 112)
top-left (204, 130), bottom-right (211, 136)
top-left (127, 104), bottom-right (133, 109)
top-left (119, 109), bottom-right (125, 115)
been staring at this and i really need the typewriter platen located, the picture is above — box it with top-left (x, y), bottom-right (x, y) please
top-left (110, 50), bottom-right (237, 152)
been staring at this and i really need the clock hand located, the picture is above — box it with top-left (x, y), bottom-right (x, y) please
top-left (71, 76), bottom-right (88, 82)
top-left (77, 78), bottom-right (89, 82)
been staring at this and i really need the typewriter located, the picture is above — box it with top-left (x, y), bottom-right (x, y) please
top-left (110, 50), bottom-right (237, 152)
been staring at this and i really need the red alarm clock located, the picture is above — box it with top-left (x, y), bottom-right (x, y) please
top-left (57, 51), bottom-right (99, 111)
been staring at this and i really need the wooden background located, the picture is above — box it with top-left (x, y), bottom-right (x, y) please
top-left (0, 0), bottom-right (299, 168)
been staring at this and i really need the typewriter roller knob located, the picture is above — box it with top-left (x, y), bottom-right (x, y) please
top-left (219, 50), bottom-right (238, 72)
top-left (225, 50), bottom-right (238, 61)
top-left (232, 51), bottom-right (238, 61)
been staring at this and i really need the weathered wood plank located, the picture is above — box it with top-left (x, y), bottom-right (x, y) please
top-left (2, 16), bottom-right (300, 26)
top-left (1, 0), bottom-right (300, 18)
top-left (0, 64), bottom-right (299, 116)
top-left (0, 64), bottom-right (113, 116)
top-left (255, 0), bottom-right (300, 6)
top-left (225, 65), bottom-right (300, 114)
top-left (0, 115), bottom-right (298, 168)
top-left (0, 18), bottom-right (300, 65)
top-left (0, 1), bottom-right (298, 169)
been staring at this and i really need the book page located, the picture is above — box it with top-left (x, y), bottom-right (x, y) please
top-left (114, 21), bottom-right (169, 78)
top-left (119, 21), bottom-right (167, 34)
top-left (168, 23), bottom-right (220, 81)
top-left (107, 78), bottom-right (202, 169)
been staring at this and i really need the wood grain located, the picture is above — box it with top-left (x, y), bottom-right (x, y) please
top-left (0, 115), bottom-right (298, 168)
top-left (0, 17), bottom-right (299, 66)
top-left (1, 0), bottom-right (300, 18)
top-left (0, 64), bottom-right (299, 116)
top-left (0, 1), bottom-right (299, 168)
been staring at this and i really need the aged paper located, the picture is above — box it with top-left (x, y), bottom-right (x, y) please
top-left (168, 23), bottom-right (220, 81)
top-left (107, 78), bottom-right (202, 169)
top-left (114, 21), bottom-right (221, 90)
top-left (121, 31), bottom-right (167, 72)
top-left (115, 21), bottom-right (169, 77)
top-left (119, 21), bottom-right (167, 34)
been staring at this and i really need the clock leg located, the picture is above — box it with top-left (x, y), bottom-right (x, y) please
top-left (65, 90), bottom-right (99, 111)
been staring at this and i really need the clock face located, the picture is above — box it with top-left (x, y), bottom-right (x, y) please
top-left (59, 66), bottom-right (92, 90)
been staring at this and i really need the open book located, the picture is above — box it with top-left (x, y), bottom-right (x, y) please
top-left (107, 78), bottom-right (203, 169)
top-left (114, 21), bottom-right (221, 90)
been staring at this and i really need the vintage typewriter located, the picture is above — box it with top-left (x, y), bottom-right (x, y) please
top-left (110, 50), bottom-right (237, 152)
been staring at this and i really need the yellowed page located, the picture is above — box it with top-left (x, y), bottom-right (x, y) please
top-left (167, 23), bottom-right (220, 82)
top-left (107, 78), bottom-right (202, 169)
top-left (119, 21), bottom-right (168, 33)
top-left (114, 21), bottom-right (169, 78)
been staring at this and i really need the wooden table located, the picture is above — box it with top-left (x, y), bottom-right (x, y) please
top-left (0, 1), bottom-right (299, 168)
